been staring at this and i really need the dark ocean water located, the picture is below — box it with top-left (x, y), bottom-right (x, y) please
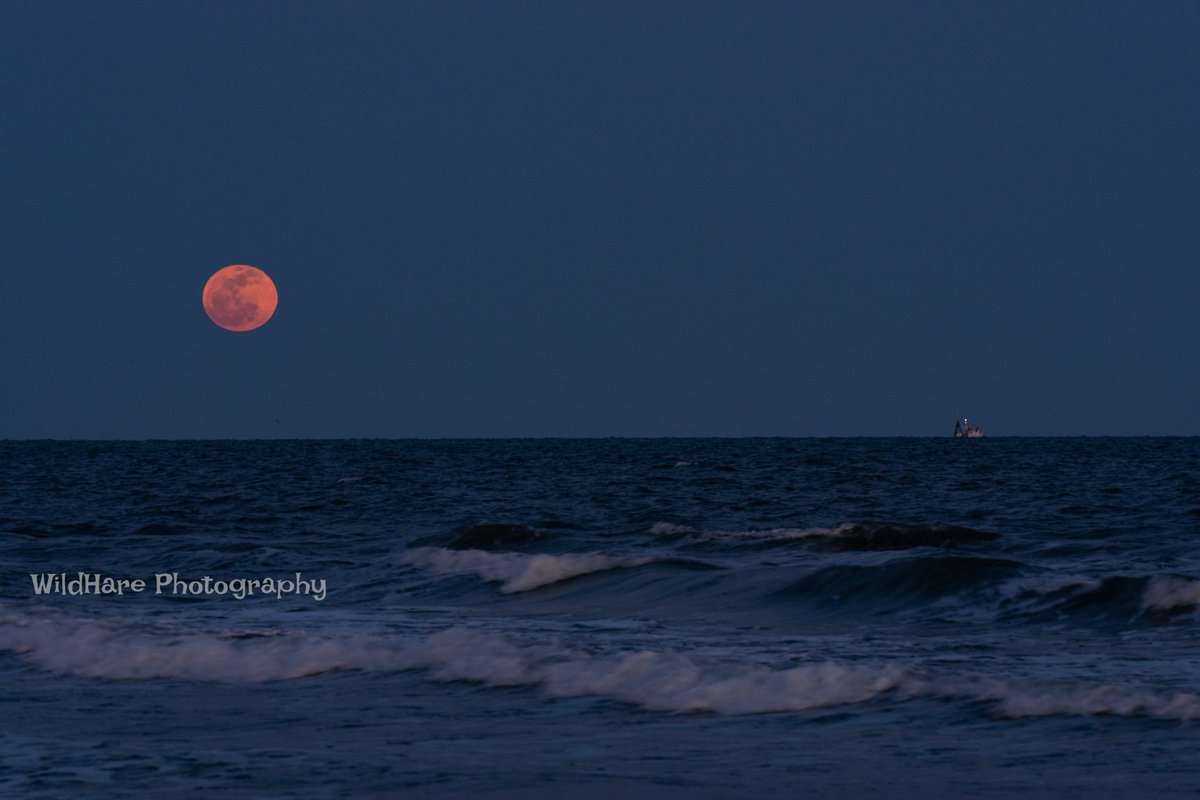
top-left (2, 438), bottom-right (1200, 798)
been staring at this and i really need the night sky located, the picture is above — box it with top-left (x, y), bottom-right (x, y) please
top-left (3, 1), bottom-right (1197, 438)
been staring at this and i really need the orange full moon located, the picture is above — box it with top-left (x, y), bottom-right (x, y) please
top-left (202, 265), bottom-right (278, 332)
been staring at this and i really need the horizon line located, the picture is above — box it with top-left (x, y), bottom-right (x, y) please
top-left (2, 434), bottom-right (1197, 443)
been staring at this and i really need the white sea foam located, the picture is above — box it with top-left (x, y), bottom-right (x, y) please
top-left (395, 630), bottom-right (1200, 720)
top-left (973, 679), bottom-right (1200, 719)
top-left (401, 547), bottom-right (651, 593)
top-left (648, 522), bottom-right (698, 536)
top-left (0, 609), bottom-right (399, 682)
top-left (399, 627), bottom-right (915, 714)
top-left (0, 608), bottom-right (908, 711)
top-left (3, 610), bottom-right (1199, 719)
top-left (1141, 576), bottom-right (1200, 611)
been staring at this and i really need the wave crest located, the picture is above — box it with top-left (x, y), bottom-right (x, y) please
top-left (407, 628), bottom-right (912, 714)
top-left (778, 556), bottom-right (1024, 606)
top-left (1142, 576), bottom-right (1200, 611)
top-left (3, 610), bottom-right (1199, 720)
top-left (0, 609), bottom-right (397, 682)
top-left (977, 679), bottom-right (1200, 719)
top-left (650, 521), bottom-right (996, 551)
top-left (401, 547), bottom-right (651, 593)
top-left (998, 573), bottom-right (1200, 619)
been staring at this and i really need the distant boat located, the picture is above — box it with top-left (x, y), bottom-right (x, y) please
top-left (954, 418), bottom-right (983, 437)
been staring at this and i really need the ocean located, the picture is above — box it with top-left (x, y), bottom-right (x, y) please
top-left (2, 438), bottom-right (1199, 798)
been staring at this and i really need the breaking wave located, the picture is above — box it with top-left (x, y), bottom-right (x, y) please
top-left (0, 609), bottom-right (399, 682)
top-left (400, 547), bottom-right (653, 593)
top-left (650, 521), bottom-right (996, 551)
top-left (975, 680), bottom-right (1200, 719)
top-left (3, 609), bottom-right (1198, 720)
top-left (995, 573), bottom-right (1200, 620)
top-left (1141, 576), bottom-right (1200, 611)
top-left (404, 627), bottom-right (914, 714)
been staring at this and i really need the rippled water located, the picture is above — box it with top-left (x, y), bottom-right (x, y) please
top-left (2, 438), bottom-right (1199, 797)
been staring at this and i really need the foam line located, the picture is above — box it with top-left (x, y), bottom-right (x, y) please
top-left (3, 610), bottom-right (1198, 719)
top-left (1142, 576), bottom-right (1200, 611)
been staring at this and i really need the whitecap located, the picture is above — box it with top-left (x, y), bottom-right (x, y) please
top-left (400, 547), bottom-right (652, 593)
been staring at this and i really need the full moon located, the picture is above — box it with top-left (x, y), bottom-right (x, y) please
top-left (202, 265), bottom-right (278, 332)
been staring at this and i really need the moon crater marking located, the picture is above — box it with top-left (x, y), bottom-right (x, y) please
top-left (202, 265), bottom-right (278, 332)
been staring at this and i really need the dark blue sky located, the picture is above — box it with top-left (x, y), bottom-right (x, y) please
top-left (3, 2), bottom-right (1197, 437)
